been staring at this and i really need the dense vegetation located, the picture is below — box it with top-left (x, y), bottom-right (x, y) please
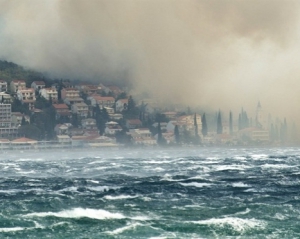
top-left (0, 60), bottom-right (46, 87)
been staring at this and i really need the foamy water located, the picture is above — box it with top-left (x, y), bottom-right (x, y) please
top-left (0, 147), bottom-right (299, 238)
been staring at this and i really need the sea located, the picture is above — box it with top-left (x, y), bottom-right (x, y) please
top-left (0, 147), bottom-right (299, 238)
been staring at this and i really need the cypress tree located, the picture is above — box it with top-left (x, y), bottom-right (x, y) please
top-left (217, 111), bottom-right (222, 134)
top-left (157, 122), bottom-right (164, 145)
top-left (194, 113), bottom-right (198, 137)
top-left (174, 125), bottom-right (180, 144)
top-left (201, 113), bottom-right (208, 136)
top-left (21, 115), bottom-right (26, 126)
top-left (229, 111), bottom-right (233, 135)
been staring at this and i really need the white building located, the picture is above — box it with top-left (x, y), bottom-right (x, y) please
top-left (17, 88), bottom-right (36, 102)
top-left (0, 80), bottom-right (7, 92)
top-left (116, 99), bottom-right (128, 112)
top-left (10, 80), bottom-right (26, 93)
top-left (81, 118), bottom-right (97, 130)
top-left (72, 102), bottom-right (89, 118)
top-left (0, 92), bottom-right (13, 103)
top-left (61, 88), bottom-right (80, 100)
top-left (31, 81), bottom-right (45, 91)
top-left (104, 121), bottom-right (122, 135)
top-left (89, 95), bottom-right (115, 108)
top-left (0, 104), bottom-right (18, 137)
top-left (256, 101), bottom-right (268, 130)
top-left (40, 88), bottom-right (58, 101)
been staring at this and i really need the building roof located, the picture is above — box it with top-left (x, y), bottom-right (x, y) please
top-left (118, 98), bottom-right (128, 104)
top-left (73, 102), bottom-right (88, 107)
top-left (43, 87), bottom-right (57, 92)
top-left (0, 80), bottom-right (7, 83)
top-left (94, 96), bottom-right (115, 101)
top-left (12, 80), bottom-right (26, 84)
top-left (23, 100), bottom-right (36, 103)
top-left (127, 119), bottom-right (142, 125)
top-left (0, 138), bottom-right (10, 143)
top-left (82, 118), bottom-right (96, 123)
top-left (32, 81), bottom-right (45, 85)
top-left (57, 135), bottom-right (70, 139)
top-left (63, 88), bottom-right (79, 92)
top-left (18, 88), bottom-right (35, 92)
top-left (106, 121), bottom-right (118, 125)
top-left (65, 97), bottom-right (84, 101)
top-left (11, 137), bottom-right (37, 144)
top-left (11, 112), bottom-right (23, 117)
top-left (53, 104), bottom-right (69, 109)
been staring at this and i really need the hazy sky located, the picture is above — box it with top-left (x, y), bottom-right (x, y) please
top-left (1, 0), bottom-right (300, 120)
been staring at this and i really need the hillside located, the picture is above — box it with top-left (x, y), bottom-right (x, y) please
top-left (0, 60), bottom-right (46, 86)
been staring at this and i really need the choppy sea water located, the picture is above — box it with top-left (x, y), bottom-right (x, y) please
top-left (0, 147), bottom-right (300, 238)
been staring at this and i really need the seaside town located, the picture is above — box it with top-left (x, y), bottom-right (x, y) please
top-left (0, 61), bottom-right (296, 150)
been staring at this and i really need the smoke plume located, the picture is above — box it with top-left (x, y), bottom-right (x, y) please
top-left (1, 0), bottom-right (300, 120)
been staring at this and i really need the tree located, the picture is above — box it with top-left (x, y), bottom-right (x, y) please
top-left (174, 125), bottom-right (180, 144)
top-left (201, 113), bottom-right (208, 136)
top-left (157, 122), bottom-right (166, 145)
top-left (193, 114), bottom-right (201, 145)
top-left (72, 113), bottom-right (79, 127)
top-left (217, 111), bottom-right (222, 134)
top-left (229, 111), bottom-right (233, 135)
top-left (18, 125), bottom-right (42, 140)
top-left (21, 115), bottom-right (27, 126)
top-left (115, 129), bottom-right (132, 145)
top-left (194, 114), bottom-right (198, 134)
top-left (127, 95), bottom-right (135, 112)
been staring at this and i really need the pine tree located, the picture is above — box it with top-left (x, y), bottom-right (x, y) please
top-left (217, 111), bottom-right (222, 134)
top-left (157, 122), bottom-right (164, 145)
top-left (21, 115), bottom-right (26, 126)
top-left (229, 111), bottom-right (233, 135)
top-left (194, 113), bottom-right (198, 137)
top-left (127, 95), bottom-right (135, 112)
top-left (270, 123), bottom-right (275, 141)
top-left (201, 113), bottom-right (208, 136)
top-left (174, 125), bottom-right (180, 144)
top-left (238, 114), bottom-right (241, 130)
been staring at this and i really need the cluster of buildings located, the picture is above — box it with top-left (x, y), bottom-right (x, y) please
top-left (0, 78), bottom-right (277, 148)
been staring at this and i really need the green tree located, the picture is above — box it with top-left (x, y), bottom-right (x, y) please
top-left (127, 95), bottom-right (135, 112)
top-left (174, 125), bottom-right (180, 144)
top-left (18, 125), bottom-right (42, 140)
top-left (229, 111), bottom-right (233, 135)
top-left (21, 115), bottom-right (27, 126)
top-left (157, 122), bottom-right (166, 145)
top-left (72, 113), bottom-right (79, 127)
top-left (201, 113), bottom-right (208, 136)
top-left (217, 111), bottom-right (223, 134)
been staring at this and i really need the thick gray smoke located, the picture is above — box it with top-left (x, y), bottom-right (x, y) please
top-left (1, 0), bottom-right (300, 120)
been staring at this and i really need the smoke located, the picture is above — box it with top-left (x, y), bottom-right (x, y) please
top-left (1, 0), bottom-right (300, 120)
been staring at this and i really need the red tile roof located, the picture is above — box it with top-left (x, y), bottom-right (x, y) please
top-left (93, 96), bottom-right (115, 101)
top-left (12, 80), bottom-right (26, 83)
top-left (12, 137), bottom-right (37, 143)
top-left (53, 104), bottom-right (69, 109)
top-left (127, 119), bottom-right (142, 125)
top-left (32, 81), bottom-right (45, 85)
top-left (118, 99), bottom-right (128, 104)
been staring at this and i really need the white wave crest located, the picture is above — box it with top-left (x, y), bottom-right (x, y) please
top-left (234, 208), bottom-right (251, 215)
top-left (104, 195), bottom-right (138, 200)
top-left (23, 208), bottom-right (125, 220)
top-left (106, 222), bottom-right (142, 235)
top-left (179, 182), bottom-right (211, 188)
top-left (191, 217), bottom-right (266, 232)
top-left (87, 186), bottom-right (119, 192)
top-left (232, 182), bottom-right (251, 188)
top-left (0, 227), bottom-right (24, 232)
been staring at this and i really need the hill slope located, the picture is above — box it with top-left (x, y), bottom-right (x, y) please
top-left (0, 60), bottom-right (46, 86)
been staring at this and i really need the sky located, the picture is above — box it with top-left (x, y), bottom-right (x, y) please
top-left (1, 0), bottom-right (300, 121)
